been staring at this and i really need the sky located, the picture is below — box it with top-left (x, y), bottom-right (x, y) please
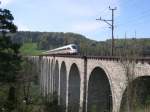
top-left (1, 0), bottom-right (150, 41)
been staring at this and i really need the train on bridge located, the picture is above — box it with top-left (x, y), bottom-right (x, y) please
top-left (43, 44), bottom-right (79, 55)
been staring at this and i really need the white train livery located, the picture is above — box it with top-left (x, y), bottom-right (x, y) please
top-left (43, 44), bottom-right (79, 55)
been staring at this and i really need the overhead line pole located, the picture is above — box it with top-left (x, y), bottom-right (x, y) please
top-left (96, 6), bottom-right (117, 56)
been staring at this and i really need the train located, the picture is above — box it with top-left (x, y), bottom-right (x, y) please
top-left (43, 44), bottom-right (79, 55)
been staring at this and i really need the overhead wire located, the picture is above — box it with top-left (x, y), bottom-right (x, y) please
top-left (116, 0), bottom-right (150, 28)
top-left (113, 0), bottom-right (150, 38)
top-left (117, 9), bottom-right (150, 27)
top-left (118, 11), bottom-right (150, 27)
top-left (121, 0), bottom-right (138, 8)
top-left (96, 0), bottom-right (150, 37)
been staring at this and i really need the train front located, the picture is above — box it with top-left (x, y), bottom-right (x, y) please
top-left (70, 44), bottom-right (79, 54)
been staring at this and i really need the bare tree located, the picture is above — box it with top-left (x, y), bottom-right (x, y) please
top-left (120, 37), bottom-right (139, 112)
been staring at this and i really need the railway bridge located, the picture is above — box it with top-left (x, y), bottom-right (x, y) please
top-left (31, 55), bottom-right (150, 112)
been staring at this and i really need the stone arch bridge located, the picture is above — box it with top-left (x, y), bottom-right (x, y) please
top-left (30, 55), bottom-right (150, 112)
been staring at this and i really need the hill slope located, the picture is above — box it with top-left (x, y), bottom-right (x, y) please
top-left (12, 31), bottom-right (150, 56)
top-left (13, 31), bottom-right (105, 55)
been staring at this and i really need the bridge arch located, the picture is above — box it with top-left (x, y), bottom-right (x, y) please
top-left (120, 76), bottom-right (150, 112)
top-left (87, 66), bottom-right (112, 112)
top-left (54, 60), bottom-right (59, 94)
top-left (68, 63), bottom-right (80, 112)
top-left (60, 61), bottom-right (67, 109)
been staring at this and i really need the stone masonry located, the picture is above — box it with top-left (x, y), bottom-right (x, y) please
top-left (30, 56), bottom-right (150, 112)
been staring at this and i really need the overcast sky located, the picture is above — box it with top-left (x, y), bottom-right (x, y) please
top-left (1, 0), bottom-right (150, 41)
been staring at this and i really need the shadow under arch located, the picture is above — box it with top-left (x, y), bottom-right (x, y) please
top-left (54, 60), bottom-right (59, 94)
top-left (68, 63), bottom-right (80, 112)
top-left (120, 76), bottom-right (150, 112)
top-left (60, 61), bottom-right (67, 110)
top-left (87, 67), bottom-right (112, 112)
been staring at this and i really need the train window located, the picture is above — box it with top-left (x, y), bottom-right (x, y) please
top-left (67, 48), bottom-right (70, 50)
top-left (72, 46), bottom-right (76, 49)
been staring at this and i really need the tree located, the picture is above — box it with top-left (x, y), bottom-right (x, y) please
top-left (0, 7), bottom-right (22, 111)
top-left (0, 7), bottom-right (21, 82)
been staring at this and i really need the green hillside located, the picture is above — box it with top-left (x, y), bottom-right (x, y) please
top-left (12, 31), bottom-right (150, 56)
top-left (13, 31), bottom-right (106, 56)
top-left (20, 43), bottom-right (45, 55)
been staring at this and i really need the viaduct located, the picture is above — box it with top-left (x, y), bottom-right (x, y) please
top-left (30, 55), bottom-right (150, 112)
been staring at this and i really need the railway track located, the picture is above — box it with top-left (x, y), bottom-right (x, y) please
top-left (39, 54), bottom-right (150, 64)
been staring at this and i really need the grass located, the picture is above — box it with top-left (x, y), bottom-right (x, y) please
top-left (20, 42), bottom-right (45, 56)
